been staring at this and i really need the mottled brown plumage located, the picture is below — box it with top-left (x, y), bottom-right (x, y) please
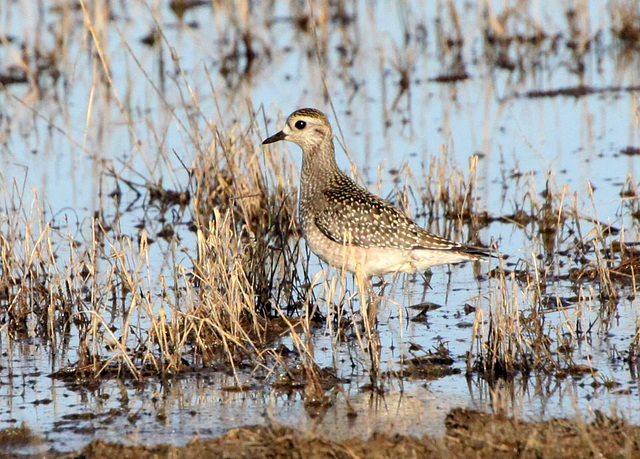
top-left (263, 108), bottom-right (489, 277)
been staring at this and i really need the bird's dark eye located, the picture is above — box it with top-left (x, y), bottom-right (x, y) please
top-left (295, 120), bottom-right (307, 130)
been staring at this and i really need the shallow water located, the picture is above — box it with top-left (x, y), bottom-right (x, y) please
top-left (1, 0), bottom-right (639, 453)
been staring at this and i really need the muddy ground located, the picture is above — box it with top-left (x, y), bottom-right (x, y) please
top-left (3, 408), bottom-right (638, 458)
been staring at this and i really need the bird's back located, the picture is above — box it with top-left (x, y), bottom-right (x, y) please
top-left (301, 169), bottom-right (469, 252)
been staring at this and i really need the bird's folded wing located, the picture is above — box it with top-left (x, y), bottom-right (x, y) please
top-left (314, 187), bottom-right (437, 250)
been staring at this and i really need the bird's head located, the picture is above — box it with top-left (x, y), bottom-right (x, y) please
top-left (262, 108), bottom-right (332, 150)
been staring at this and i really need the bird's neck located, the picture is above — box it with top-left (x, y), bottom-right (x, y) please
top-left (301, 140), bottom-right (340, 185)
top-left (299, 138), bottom-right (341, 211)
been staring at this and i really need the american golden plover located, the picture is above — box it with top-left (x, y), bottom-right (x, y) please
top-left (262, 108), bottom-right (490, 280)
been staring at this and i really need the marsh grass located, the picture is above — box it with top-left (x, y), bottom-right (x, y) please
top-left (2, 118), bottom-right (636, 389)
top-left (0, 126), bottom-right (308, 383)
top-left (467, 165), bottom-right (640, 380)
top-left (0, 1), bottom-right (638, 406)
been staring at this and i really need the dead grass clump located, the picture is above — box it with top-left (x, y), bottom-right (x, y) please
top-left (177, 209), bottom-right (269, 370)
top-left (0, 108), bottom-right (315, 381)
top-left (481, 0), bottom-right (551, 73)
top-left (472, 165), bottom-right (640, 380)
top-left (417, 149), bottom-right (490, 246)
top-left (611, 0), bottom-right (640, 43)
top-left (190, 118), bottom-right (306, 318)
top-left (129, 114), bottom-right (315, 375)
top-left (470, 266), bottom-right (539, 378)
top-left (398, 342), bottom-right (460, 380)
top-left (0, 186), bottom-right (81, 344)
top-left (0, 424), bottom-right (43, 449)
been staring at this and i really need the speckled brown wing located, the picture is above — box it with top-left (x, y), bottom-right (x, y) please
top-left (313, 174), bottom-right (463, 251)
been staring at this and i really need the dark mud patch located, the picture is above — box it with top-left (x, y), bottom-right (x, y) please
top-left (393, 342), bottom-right (460, 380)
top-left (397, 355), bottom-right (460, 380)
top-left (7, 409), bottom-right (639, 458)
top-left (520, 84), bottom-right (640, 99)
top-left (429, 71), bottom-right (470, 83)
top-left (621, 146), bottom-right (640, 156)
top-left (444, 408), bottom-right (640, 458)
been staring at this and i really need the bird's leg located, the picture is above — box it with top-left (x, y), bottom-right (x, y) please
top-left (364, 276), bottom-right (378, 329)
top-left (367, 332), bottom-right (381, 389)
top-left (419, 268), bottom-right (433, 291)
top-left (356, 274), bottom-right (380, 332)
top-left (363, 276), bottom-right (382, 388)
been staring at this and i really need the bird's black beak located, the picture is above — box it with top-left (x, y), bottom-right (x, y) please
top-left (262, 131), bottom-right (287, 144)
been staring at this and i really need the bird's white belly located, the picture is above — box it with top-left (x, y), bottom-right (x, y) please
top-left (303, 221), bottom-right (477, 277)
top-left (304, 223), bottom-right (414, 277)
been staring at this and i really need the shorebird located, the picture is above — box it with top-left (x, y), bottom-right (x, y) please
top-left (262, 108), bottom-right (490, 281)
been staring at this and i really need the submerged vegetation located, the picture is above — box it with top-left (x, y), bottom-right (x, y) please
top-left (0, 0), bottom-right (639, 454)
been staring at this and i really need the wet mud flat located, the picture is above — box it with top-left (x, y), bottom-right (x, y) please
top-left (3, 408), bottom-right (639, 458)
